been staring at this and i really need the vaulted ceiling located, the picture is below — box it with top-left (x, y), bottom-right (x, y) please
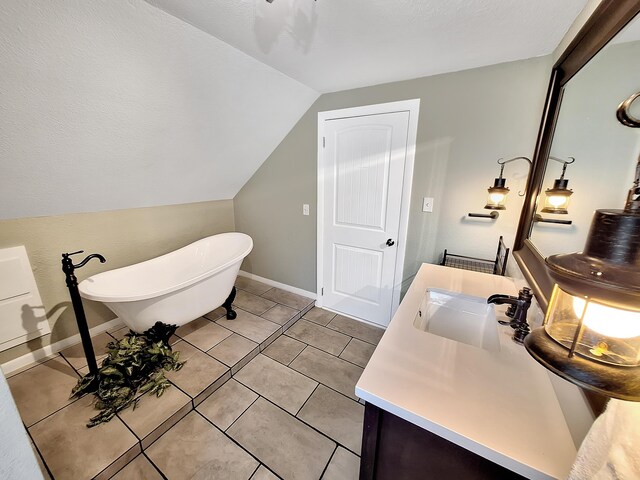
top-left (146, 0), bottom-right (588, 93)
top-left (1, 0), bottom-right (589, 220)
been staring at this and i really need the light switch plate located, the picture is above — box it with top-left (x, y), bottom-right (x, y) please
top-left (422, 197), bottom-right (434, 213)
top-left (303, 204), bottom-right (310, 216)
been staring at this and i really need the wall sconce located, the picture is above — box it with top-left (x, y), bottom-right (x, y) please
top-left (484, 163), bottom-right (510, 210)
top-left (484, 157), bottom-right (532, 210)
top-left (541, 156), bottom-right (575, 214)
top-left (468, 156), bottom-right (532, 219)
top-left (524, 157), bottom-right (640, 400)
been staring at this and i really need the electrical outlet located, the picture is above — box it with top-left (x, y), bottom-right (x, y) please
top-left (422, 197), bottom-right (434, 213)
top-left (303, 204), bottom-right (310, 216)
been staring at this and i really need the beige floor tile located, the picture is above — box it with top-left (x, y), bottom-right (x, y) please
top-left (215, 309), bottom-right (281, 344)
top-left (298, 385), bottom-right (364, 454)
top-left (30, 442), bottom-right (52, 480)
top-left (261, 304), bottom-right (300, 325)
top-left (207, 333), bottom-right (259, 371)
top-left (176, 317), bottom-right (233, 351)
top-left (7, 356), bottom-right (79, 427)
top-left (303, 307), bottom-right (337, 326)
top-left (235, 276), bottom-right (273, 296)
top-left (29, 395), bottom-right (140, 480)
top-left (260, 329), bottom-right (282, 351)
top-left (261, 287), bottom-right (314, 311)
top-left (108, 326), bottom-right (131, 341)
top-left (203, 306), bottom-right (227, 321)
top-left (283, 314), bottom-right (302, 332)
top-left (322, 447), bottom-right (360, 480)
top-left (107, 322), bottom-right (126, 334)
top-left (286, 320), bottom-right (350, 356)
top-left (166, 340), bottom-right (229, 399)
top-left (290, 347), bottom-right (363, 400)
top-left (229, 397), bottom-right (335, 480)
top-left (235, 354), bottom-right (317, 415)
top-left (118, 383), bottom-right (192, 448)
top-left (234, 289), bottom-right (277, 315)
top-left (197, 379), bottom-right (258, 431)
top-left (339, 338), bottom-right (377, 368)
top-left (147, 411), bottom-right (258, 480)
top-left (327, 316), bottom-right (384, 345)
top-left (60, 332), bottom-right (113, 370)
top-left (251, 465), bottom-right (279, 480)
top-left (111, 454), bottom-right (163, 480)
top-left (262, 335), bottom-right (306, 365)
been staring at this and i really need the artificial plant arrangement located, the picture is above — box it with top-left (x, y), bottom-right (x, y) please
top-left (70, 322), bottom-right (185, 427)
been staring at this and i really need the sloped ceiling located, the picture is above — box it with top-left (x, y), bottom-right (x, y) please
top-left (146, 0), bottom-right (588, 93)
top-left (1, 1), bottom-right (590, 220)
top-left (0, 0), bottom-right (318, 220)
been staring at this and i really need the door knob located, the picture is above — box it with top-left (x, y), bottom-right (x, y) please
top-left (386, 239), bottom-right (395, 247)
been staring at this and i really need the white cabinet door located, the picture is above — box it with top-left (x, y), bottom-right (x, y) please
top-left (321, 111), bottom-right (410, 326)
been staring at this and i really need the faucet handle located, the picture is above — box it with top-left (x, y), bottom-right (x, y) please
top-left (506, 288), bottom-right (532, 318)
top-left (518, 287), bottom-right (532, 301)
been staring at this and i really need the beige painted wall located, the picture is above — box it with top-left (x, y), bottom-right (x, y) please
top-left (0, 200), bottom-right (234, 364)
top-left (234, 56), bottom-right (553, 292)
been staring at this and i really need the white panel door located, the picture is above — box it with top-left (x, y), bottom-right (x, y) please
top-left (322, 111), bottom-right (410, 326)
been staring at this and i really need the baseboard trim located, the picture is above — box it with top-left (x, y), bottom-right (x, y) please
top-left (238, 271), bottom-right (317, 300)
top-left (1, 318), bottom-right (123, 375)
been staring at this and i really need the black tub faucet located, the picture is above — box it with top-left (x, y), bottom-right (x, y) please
top-left (487, 287), bottom-right (533, 344)
top-left (61, 250), bottom-right (107, 379)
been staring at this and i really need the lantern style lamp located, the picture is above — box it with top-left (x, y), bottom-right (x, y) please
top-left (484, 157), bottom-right (532, 210)
top-left (485, 165), bottom-right (509, 210)
top-left (541, 156), bottom-right (575, 215)
top-left (525, 158), bottom-right (640, 400)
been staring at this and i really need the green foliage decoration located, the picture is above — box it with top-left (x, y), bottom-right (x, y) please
top-left (70, 322), bottom-right (184, 427)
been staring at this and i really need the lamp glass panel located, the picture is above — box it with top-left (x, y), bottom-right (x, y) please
top-left (544, 285), bottom-right (640, 366)
top-left (545, 193), bottom-right (570, 209)
top-left (485, 189), bottom-right (508, 209)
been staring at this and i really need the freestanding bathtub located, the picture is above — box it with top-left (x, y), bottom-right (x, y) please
top-left (78, 232), bottom-right (253, 333)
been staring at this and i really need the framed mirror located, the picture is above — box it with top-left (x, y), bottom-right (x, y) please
top-left (513, 0), bottom-right (640, 312)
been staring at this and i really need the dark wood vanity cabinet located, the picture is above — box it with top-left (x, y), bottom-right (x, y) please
top-left (359, 403), bottom-right (525, 480)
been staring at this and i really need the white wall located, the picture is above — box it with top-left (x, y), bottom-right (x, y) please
top-left (0, 0), bottom-right (318, 220)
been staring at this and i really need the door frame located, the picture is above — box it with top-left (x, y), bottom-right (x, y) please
top-left (316, 99), bottom-right (420, 324)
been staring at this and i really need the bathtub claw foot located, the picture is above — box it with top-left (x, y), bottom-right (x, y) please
top-left (223, 287), bottom-right (237, 320)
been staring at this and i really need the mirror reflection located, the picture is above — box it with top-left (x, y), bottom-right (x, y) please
top-left (531, 14), bottom-right (640, 258)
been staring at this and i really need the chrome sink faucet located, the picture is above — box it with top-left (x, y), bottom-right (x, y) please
top-left (487, 287), bottom-right (533, 344)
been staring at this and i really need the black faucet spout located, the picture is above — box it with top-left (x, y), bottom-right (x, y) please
top-left (73, 253), bottom-right (107, 269)
top-left (487, 294), bottom-right (518, 306)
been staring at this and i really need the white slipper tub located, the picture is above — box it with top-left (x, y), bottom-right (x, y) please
top-left (78, 232), bottom-right (253, 333)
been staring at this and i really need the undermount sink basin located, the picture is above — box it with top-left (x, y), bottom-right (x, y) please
top-left (413, 289), bottom-right (500, 351)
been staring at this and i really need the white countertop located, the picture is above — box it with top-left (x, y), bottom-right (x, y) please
top-left (355, 263), bottom-right (577, 480)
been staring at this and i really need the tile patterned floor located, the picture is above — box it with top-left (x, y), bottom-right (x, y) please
top-left (6, 278), bottom-right (384, 480)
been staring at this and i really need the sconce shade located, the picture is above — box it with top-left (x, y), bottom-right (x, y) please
top-left (541, 178), bottom-right (573, 214)
top-left (484, 177), bottom-right (509, 210)
top-left (525, 209), bottom-right (640, 400)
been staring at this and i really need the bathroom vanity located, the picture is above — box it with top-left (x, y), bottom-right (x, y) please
top-left (355, 264), bottom-right (577, 479)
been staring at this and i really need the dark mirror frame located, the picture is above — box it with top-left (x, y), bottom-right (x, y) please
top-left (513, 0), bottom-right (640, 415)
top-left (513, 0), bottom-right (640, 312)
